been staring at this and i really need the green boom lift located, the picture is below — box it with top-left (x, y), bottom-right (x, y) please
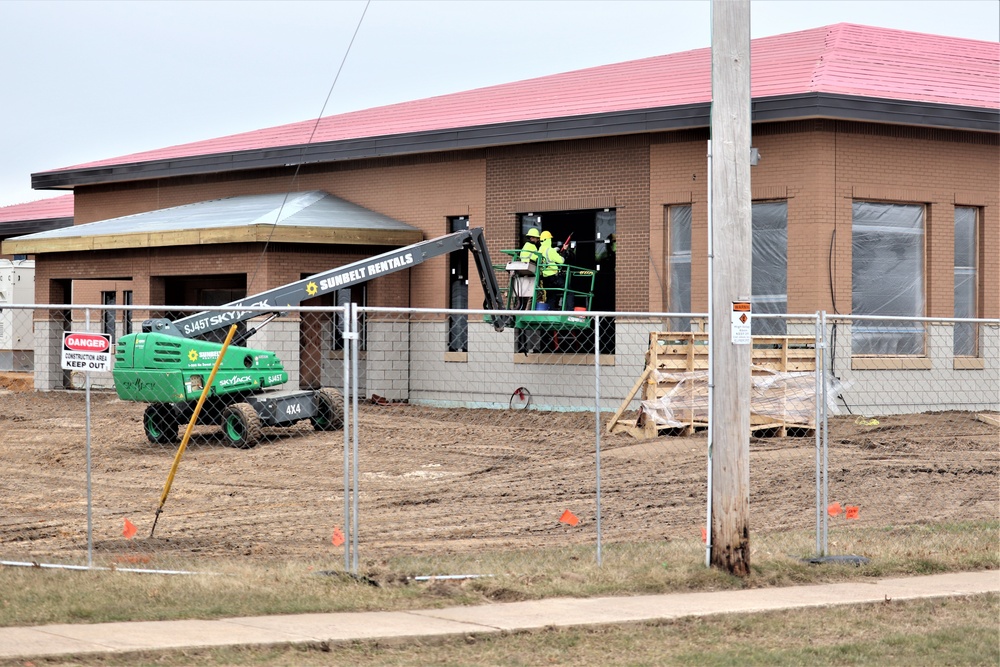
top-left (113, 228), bottom-right (506, 448)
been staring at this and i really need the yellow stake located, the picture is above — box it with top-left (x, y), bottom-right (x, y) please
top-left (150, 324), bottom-right (238, 538)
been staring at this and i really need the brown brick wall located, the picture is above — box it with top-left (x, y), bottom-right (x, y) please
top-left (485, 136), bottom-right (651, 311)
top-left (61, 121), bottom-right (997, 322)
top-left (650, 130), bottom-right (708, 312)
top-left (650, 121), bottom-right (999, 319)
top-left (71, 152), bottom-right (488, 310)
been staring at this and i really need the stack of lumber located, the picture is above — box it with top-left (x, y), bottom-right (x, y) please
top-left (606, 332), bottom-right (817, 439)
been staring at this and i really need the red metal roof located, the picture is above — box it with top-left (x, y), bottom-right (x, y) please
top-left (51, 24), bottom-right (1000, 173)
top-left (0, 194), bottom-right (74, 224)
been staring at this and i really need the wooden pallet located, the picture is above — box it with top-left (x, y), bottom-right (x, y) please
top-left (608, 332), bottom-right (817, 438)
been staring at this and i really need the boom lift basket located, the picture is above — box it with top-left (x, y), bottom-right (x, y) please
top-left (492, 249), bottom-right (595, 329)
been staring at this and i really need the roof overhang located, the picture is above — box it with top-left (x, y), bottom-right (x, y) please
top-left (1, 191), bottom-right (423, 255)
top-left (0, 216), bottom-right (73, 239)
top-left (31, 93), bottom-right (999, 191)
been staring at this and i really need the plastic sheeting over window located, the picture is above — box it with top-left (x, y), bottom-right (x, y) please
top-left (666, 202), bottom-right (787, 334)
top-left (851, 201), bottom-right (925, 355)
top-left (752, 202), bottom-right (788, 335)
top-left (954, 207), bottom-right (978, 357)
top-left (666, 205), bottom-right (692, 331)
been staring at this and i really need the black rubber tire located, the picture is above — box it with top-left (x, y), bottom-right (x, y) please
top-left (144, 404), bottom-right (179, 445)
top-left (311, 387), bottom-right (345, 431)
top-left (221, 403), bottom-right (262, 449)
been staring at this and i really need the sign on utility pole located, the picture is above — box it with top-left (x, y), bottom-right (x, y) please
top-left (709, 0), bottom-right (752, 577)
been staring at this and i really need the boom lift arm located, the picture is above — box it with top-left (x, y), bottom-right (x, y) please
top-left (142, 227), bottom-right (506, 340)
top-left (114, 228), bottom-right (508, 448)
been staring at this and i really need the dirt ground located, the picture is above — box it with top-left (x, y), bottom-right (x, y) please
top-left (0, 384), bottom-right (996, 567)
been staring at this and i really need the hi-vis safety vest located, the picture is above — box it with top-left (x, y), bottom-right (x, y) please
top-left (540, 240), bottom-right (564, 277)
top-left (519, 241), bottom-right (539, 262)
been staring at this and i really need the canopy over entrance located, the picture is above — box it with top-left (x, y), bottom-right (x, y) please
top-left (2, 191), bottom-right (423, 255)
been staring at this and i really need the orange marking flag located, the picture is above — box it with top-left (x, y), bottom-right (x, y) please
top-left (845, 506), bottom-right (860, 520)
top-left (701, 527), bottom-right (708, 543)
top-left (123, 518), bottom-right (138, 539)
top-left (827, 502), bottom-right (842, 517)
top-left (331, 527), bottom-right (345, 547)
top-left (559, 510), bottom-right (580, 527)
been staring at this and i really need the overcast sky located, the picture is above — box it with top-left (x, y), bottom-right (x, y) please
top-left (1, 0), bottom-right (997, 208)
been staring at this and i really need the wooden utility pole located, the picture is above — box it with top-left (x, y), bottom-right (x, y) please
top-left (709, 0), bottom-right (752, 576)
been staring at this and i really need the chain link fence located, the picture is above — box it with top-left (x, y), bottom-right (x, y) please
top-left (818, 315), bottom-right (999, 554)
top-left (0, 305), bottom-right (996, 574)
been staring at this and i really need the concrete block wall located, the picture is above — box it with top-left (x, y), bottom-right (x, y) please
top-left (32, 319), bottom-right (65, 391)
top-left (830, 322), bottom-right (1000, 415)
top-left (249, 318), bottom-right (301, 389)
top-left (365, 320), bottom-right (411, 401)
top-left (403, 318), bottom-right (657, 413)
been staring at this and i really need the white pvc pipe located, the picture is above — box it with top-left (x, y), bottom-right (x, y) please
top-left (1, 561), bottom-right (209, 575)
top-left (705, 138), bottom-right (714, 568)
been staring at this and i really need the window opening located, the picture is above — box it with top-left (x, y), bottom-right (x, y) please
top-left (448, 216), bottom-right (469, 352)
top-left (851, 201), bottom-right (925, 355)
top-left (514, 209), bottom-right (614, 355)
top-left (101, 290), bottom-right (116, 341)
top-left (123, 290), bottom-right (133, 336)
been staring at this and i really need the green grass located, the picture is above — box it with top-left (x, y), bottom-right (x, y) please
top-left (0, 520), bottom-right (996, 629)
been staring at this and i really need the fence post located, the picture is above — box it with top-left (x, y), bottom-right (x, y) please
top-left (594, 314), bottom-right (603, 566)
top-left (814, 312), bottom-right (823, 557)
top-left (342, 303), bottom-right (352, 572)
top-left (821, 310), bottom-right (830, 556)
top-left (350, 303), bottom-right (360, 574)
top-left (85, 307), bottom-right (93, 568)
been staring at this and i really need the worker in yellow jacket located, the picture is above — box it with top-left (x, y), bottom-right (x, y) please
top-left (539, 231), bottom-right (572, 310)
top-left (520, 228), bottom-right (541, 262)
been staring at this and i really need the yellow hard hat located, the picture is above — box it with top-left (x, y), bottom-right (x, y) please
top-left (526, 228), bottom-right (540, 238)
top-left (540, 230), bottom-right (553, 240)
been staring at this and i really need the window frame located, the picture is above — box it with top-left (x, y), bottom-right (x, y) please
top-left (953, 206), bottom-right (980, 358)
top-left (665, 204), bottom-right (692, 332)
top-left (750, 200), bottom-right (788, 336)
top-left (123, 290), bottom-right (133, 336)
top-left (850, 200), bottom-right (927, 358)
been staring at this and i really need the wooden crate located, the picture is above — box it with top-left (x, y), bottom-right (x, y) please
top-left (608, 332), bottom-right (817, 439)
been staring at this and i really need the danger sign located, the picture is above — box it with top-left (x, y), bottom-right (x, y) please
top-left (62, 331), bottom-right (113, 371)
top-left (731, 302), bottom-right (751, 345)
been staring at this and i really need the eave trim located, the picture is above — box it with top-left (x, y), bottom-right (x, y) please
top-left (32, 93), bottom-right (999, 190)
top-left (1, 225), bottom-right (424, 256)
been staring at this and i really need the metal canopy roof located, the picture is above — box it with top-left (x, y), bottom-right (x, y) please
top-left (1, 191), bottom-right (423, 255)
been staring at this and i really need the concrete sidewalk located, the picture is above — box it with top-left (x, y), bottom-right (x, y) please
top-left (1, 570), bottom-right (997, 660)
